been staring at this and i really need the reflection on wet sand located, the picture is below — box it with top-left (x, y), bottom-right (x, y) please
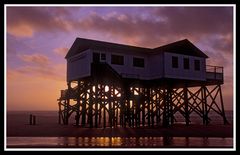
top-left (7, 136), bottom-right (233, 148)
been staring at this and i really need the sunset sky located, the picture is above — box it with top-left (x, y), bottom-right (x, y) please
top-left (6, 5), bottom-right (234, 111)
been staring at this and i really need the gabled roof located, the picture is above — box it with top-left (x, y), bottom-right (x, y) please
top-left (65, 38), bottom-right (151, 59)
top-left (153, 39), bottom-right (208, 58)
top-left (65, 38), bottom-right (208, 59)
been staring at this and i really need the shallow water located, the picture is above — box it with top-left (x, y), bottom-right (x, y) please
top-left (7, 136), bottom-right (233, 148)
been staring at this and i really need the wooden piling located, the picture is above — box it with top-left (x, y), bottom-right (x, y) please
top-left (58, 79), bottom-right (228, 128)
top-left (32, 115), bottom-right (36, 125)
top-left (29, 114), bottom-right (32, 125)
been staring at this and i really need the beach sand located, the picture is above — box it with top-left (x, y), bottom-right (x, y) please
top-left (7, 111), bottom-right (233, 138)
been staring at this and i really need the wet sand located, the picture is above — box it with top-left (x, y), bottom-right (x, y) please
top-left (7, 111), bottom-right (233, 138)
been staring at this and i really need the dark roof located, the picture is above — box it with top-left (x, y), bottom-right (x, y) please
top-left (65, 38), bottom-right (151, 58)
top-left (65, 38), bottom-right (208, 59)
top-left (153, 39), bottom-right (208, 58)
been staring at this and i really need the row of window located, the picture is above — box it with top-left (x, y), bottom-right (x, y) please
top-left (93, 52), bottom-right (145, 68)
top-left (111, 55), bottom-right (145, 68)
top-left (93, 53), bottom-right (200, 70)
top-left (172, 56), bottom-right (200, 71)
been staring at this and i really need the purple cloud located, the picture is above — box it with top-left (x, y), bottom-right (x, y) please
top-left (7, 7), bottom-right (72, 37)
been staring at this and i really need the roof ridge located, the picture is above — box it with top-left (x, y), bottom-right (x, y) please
top-left (66, 38), bottom-right (208, 58)
top-left (76, 37), bottom-right (151, 50)
top-left (153, 39), bottom-right (189, 50)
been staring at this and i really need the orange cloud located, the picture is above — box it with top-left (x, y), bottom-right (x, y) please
top-left (7, 23), bottom-right (34, 38)
top-left (19, 53), bottom-right (49, 65)
top-left (10, 63), bottom-right (66, 82)
top-left (13, 53), bottom-right (66, 81)
top-left (54, 47), bottom-right (69, 56)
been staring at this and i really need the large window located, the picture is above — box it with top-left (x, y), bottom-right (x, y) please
top-left (172, 56), bottom-right (178, 68)
top-left (133, 57), bottom-right (144, 68)
top-left (194, 59), bottom-right (200, 71)
top-left (183, 58), bottom-right (190, 70)
top-left (111, 54), bottom-right (124, 65)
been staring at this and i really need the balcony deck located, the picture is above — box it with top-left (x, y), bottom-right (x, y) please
top-left (205, 65), bottom-right (224, 85)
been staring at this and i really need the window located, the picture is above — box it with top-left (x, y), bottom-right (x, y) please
top-left (101, 53), bottom-right (106, 61)
top-left (194, 59), bottom-right (200, 71)
top-left (183, 58), bottom-right (190, 70)
top-left (172, 56), bottom-right (178, 68)
top-left (133, 57), bottom-right (144, 68)
top-left (111, 54), bottom-right (124, 65)
top-left (93, 52), bottom-right (100, 63)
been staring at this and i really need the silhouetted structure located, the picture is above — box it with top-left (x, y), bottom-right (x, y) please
top-left (29, 114), bottom-right (36, 125)
top-left (58, 38), bottom-right (228, 128)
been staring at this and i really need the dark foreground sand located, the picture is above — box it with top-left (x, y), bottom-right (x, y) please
top-left (7, 112), bottom-right (233, 138)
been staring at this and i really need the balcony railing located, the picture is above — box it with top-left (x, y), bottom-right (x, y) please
top-left (59, 86), bottom-right (78, 99)
top-left (206, 65), bottom-right (224, 81)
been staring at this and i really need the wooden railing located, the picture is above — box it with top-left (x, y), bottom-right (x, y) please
top-left (206, 65), bottom-right (224, 81)
top-left (206, 65), bottom-right (223, 73)
top-left (59, 86), bottom-right (78, 99)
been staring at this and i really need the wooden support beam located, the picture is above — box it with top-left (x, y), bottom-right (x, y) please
top-left (184, 87), bottom-right (190, 126)
top-left (116, 104), bottom-right (119, 127)
top-left (162, 88), bottom-right (168, 127)
top-left (99, 84), bottom-right (103, 126)
top-left (58, 79), bottom-right (228, 128)
top-left (141, 92), bottom-right (145, 127)
top-left (94, 84), bottom-right (98, 128)
top-left (202, 86), bottom-right (209, 125)
top-left (89, 84), bottom-right (93, 128)
top-left (65, 99), bottom-right (70, 125)
top-left (103, 100), bottom-right (106, 128)
top-left (81, 91), bottom-right (86, 127)
top-left (169, 89), bottom-right (174, 125)
top-left (119, 93), bottom-right (125, 127)
top-left (201, 86), bottom-right (206, 125)
top-left (58, 102), bottom-right (61, 124)
top-left (162, 87), bottom-right (173, 127)
top-left (75, 80), bottom-right (81, 126)
top-left (151, 90), bottom-right (154, 127)
top-left (126, 89), bottom-right (130, 127)
top-left (108, 86), bottom-right (112, 128)
top-left (147, 88), bottom-right (151, 127)
top-left (218, 85), bottom-right (229, 125)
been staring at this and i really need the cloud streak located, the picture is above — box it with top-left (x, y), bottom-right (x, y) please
top-left (7, 7), bottom-right (72, 37)
top-left (12, 53), bottom-right (66, 81)
top-left (19, 53), bottom-right (49, 65)
top-left (9, 63), bottom-right (66, 82)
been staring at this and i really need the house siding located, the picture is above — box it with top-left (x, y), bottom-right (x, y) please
top-left (67, 49), bottom-right (91, 82)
